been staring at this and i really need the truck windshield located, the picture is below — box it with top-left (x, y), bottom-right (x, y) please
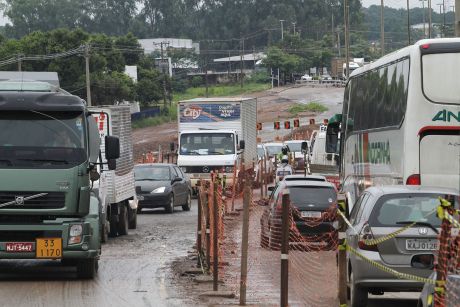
top-left (286, 143), bottom-right (302, 152)
top-left (180, 133), bottom-right (235, 155)
top-left (0, 111), bottom-right (87, 169)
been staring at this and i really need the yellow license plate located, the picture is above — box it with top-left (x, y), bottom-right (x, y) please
top-left (35, 238), bottom-right (62, 259)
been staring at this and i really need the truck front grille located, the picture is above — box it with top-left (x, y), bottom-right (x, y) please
top-left (0, 192), bottom-right (65, 209)
top-left (0, 230), bottom-right (62, 241)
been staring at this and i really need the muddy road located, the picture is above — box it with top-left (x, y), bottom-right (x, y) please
top-left (0, 203), bottom-right (198, 307)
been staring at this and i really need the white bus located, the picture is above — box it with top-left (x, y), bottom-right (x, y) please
top-left (326, 38), bottom-right (460, 208)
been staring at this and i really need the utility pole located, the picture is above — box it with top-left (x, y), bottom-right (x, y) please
top-left (429, 0), bottom-right (433, 37)
top-left (17, 54), bottom-right (22, 72)
top-left (345, 0), bottom-right (350, 78)
top-left (337, 30), bottom-right (341, 57)
top-left (280, 20), bottom-right (285, 41)
top-left (381, 0), bottom-right (385, 56)
top-left (438, 3), bottom-right (444, 37)
top-left (443, 0), bottom-right (446, 36)
top-left (292, 22), bottom-right (296, 35)
top-left (456, 0), bottom-right (460, 36)
top-left (407, 0), bottom-right (411, 45)
top-left (85, 44), bottom-right (92, 106)
top-left (160, 42), bottom-right (169, 109)
top-left (240, 36), bottom-right (244, 89)
top-left (421, 0), bottom-right (427, 37)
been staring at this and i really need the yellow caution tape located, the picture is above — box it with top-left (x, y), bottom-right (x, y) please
top-left (427, 294), bottom-right (433, 305)
top-left (346, 244), bottom-right (438, 285)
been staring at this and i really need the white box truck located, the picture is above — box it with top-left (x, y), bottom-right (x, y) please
top-left (90, 105), bottom-right (138, 240)
top-left (177, 97), bottom-right (257, 191)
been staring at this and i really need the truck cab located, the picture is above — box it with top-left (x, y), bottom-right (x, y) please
top-left (0, 80), bottom-right (119, 278)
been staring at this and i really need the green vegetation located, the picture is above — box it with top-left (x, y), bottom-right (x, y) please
top-left (173, 82), bottom-right (270, 102)
top-left (288, 102), bottom-right (328, 116)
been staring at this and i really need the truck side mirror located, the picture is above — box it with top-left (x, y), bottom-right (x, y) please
top-left (87, 116), bottom-right (101, 164)
top-left (301, 142), bottom-right (309, 154)
top-left (107, 159), bottom-right (117, 171)
top-left (105, 136), bottom-right (120, 160)
top-left (170, 142), bottom-right (176, 152)
top-left (239, 140), bottom-right (245, 150)
top-left (325, 116), bottom-right (341, 154)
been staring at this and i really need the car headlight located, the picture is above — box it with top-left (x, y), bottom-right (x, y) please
top-left (151, 187), bottom-right (166, 194)
top-left (68, 224), bottom-right (83, 245)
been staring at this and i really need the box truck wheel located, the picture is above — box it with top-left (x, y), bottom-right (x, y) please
top-left (101, 220), bottom-right (109, 243)
top-left (77, 258), bottom-right (98, 279)
top-left (117, 204), bottom-right (129, 235)
top-left (128, 207), bottom-right (137, 229)
top-left (109, 209), bottom-right (118, 237)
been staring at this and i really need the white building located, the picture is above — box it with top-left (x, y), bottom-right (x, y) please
top-left (138, 38), bottom-right (200, 55)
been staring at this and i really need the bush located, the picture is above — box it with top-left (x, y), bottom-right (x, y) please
top-left (288, 102), bottom-right (328, 115)
top-left (190, 76), bottom-right (204, 88)
top-left (250, 71), bottom-right (270, 83)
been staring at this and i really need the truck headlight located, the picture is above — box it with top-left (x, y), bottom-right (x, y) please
top-left (180, 167), bottom-right (187, 172)
top-left (225, 166), bottom-right (234, 173)
top-left (68, 224), bottom-right (83, 245)
top-left (151, 187), bottom-right (166, 194)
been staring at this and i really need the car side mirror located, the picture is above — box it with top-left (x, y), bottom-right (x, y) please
top-left (170, 142), bottom-right (175, 152)
top-left (107, 159), bottom-right (117, 171)
top-left (172, 176), bottom-right (182, 184)
top-left (105, 136), bottom-right (120, 160)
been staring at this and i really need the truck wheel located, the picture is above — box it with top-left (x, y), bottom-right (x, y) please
top-left (109, 211), bottom-right (118, 237)
top-left (182, 192), bottom-right (191, 211)
top-left (118, 204), bottom-right (129, 236)
top-left (128, 208), bottom-right (137, 229)
top-left (77, 258), bottom-right (98, 279)
top-left (165, 194), bottom-right (174, 213)
top-left (101, 220), bottom-right (109, 243)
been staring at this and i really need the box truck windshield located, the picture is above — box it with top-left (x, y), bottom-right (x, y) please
top-left (180, 132), bottom-right (235, 155)
top-left (0, 111), bottom-right (86, 168)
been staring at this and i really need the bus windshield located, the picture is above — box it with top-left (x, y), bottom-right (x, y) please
top-left (422, 52), bottom-right (460, 105)
top-left (0, 111), bottom-right (87, 169)
top-left (180, 133), bottom-right (235, 155)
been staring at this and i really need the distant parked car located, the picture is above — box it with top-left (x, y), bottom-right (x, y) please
top-left (346, 186), bottom-right (459, 307)
top-left (301, 74), bottom-right (312, 81)
top-left (134, 163), bottom-right (192, 213)
top-left (320, 74), bottom-right (332, 81)
top-left (260, 175), bottom-right (337, 251)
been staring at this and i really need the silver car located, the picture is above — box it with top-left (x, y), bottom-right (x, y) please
top-left (346, 186), bottom-right (459, 307)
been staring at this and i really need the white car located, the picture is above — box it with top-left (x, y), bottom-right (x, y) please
top-left (275, 162), bottom-right (294, 184)
top-left (301, 74), bottom-right (312, 81)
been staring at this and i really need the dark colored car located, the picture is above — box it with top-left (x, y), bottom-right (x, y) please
top-left (134, 163), bottom-right (192, 213)
top-left (260, 175), bottom-right (338, 251)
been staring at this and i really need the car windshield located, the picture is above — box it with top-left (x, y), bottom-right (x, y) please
top-left (135, 166), bottom-right (171, 181)
top-left (369, 193), bottom-right (459, 227)
top-left (0, 111), bottom-right (86, 169)
top-left (180, 133), bottom-right (235, 155)
top-left (286, 142), bottom-right (302, 152)
top-left (288, 186), bottom-right (336, 210)
top-left (265, 145), bottom-right (283, 156)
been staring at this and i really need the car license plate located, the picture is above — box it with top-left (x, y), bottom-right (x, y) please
top-left (138, 195), bottom-right (144, 200)
top-left (5, 242), bottom-right (33, 252)
top-left (36, 238), bottom-right (62, 259)
top-left (301, 211), bottom-right (322, 218)
top-left (406, 239), bottom-right (438, 251)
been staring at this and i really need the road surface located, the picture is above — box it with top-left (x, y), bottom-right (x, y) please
top-left (0, 203), bottom-right (198, 307)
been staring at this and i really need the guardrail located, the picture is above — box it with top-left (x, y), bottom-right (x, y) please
top-left (295, 79), bottom-right (345, 87)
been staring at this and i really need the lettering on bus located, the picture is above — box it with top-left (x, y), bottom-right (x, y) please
top-left (432, 110), bottom-right (460, 123)
top-left (354, 141), bottom-right (391, 165)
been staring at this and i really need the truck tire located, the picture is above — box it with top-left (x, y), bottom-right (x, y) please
top-left (101, 220), bottom-right (109, 243)
top-left (182, 192), bottom-right (191, 211)
top-left (128, 208), bottom-right (137, 229)
top-left (109, 211), bottom-right (118, 237)
top-left (118, 204), bottom-right (129, 235)
top-left (77, 258), bottom-right (98, 279)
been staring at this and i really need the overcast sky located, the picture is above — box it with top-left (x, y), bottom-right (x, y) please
top-left (362, 0), bottom-right (455, 9)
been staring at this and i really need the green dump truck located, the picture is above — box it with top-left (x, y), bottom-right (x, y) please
top-left (0, 80), bottom-right (120, 278)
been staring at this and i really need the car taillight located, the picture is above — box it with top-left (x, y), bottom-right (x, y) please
top-left (358, 223), bottom-right (378, 252)
top-left (406, 174), bottom-right (421, 185)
